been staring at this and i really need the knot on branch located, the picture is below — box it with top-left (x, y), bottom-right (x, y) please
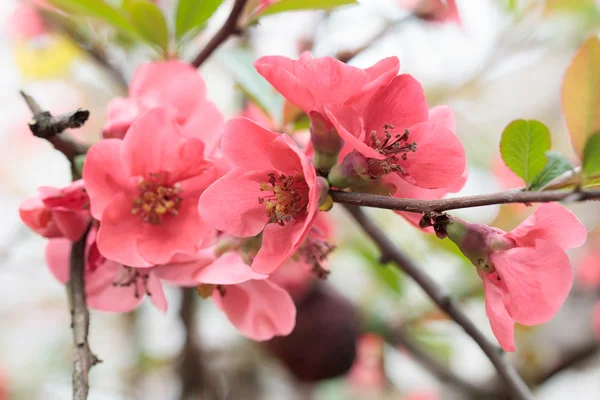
top-left (28, 109), bottom-right (90, 139)
top-left (420, 212), bottom-right (450, 239)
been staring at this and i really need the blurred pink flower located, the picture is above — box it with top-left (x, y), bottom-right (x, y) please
top-left (6, 3), bottom-right (46, 40)
top-left (493, 156), bottom-right (524, 189)
top-left (593, 302), bottom-right (600, 340)
top-left (577, 250), bottom-right (600, 289)
top-left (347, 333), bottom-right (386, 394)
top-left (398, 0), bottom-right (460, 24)
top-left (103, 60), bottom-right (223, 154)
top-left (446, 203), bottom-right (587, 351)
top-left (83, 107), bottom-right (221, 267)
top-left (19, 180), bottom-right (91, 241)
top-left (199, 117), bottom-right (320, 274)
top-left (328, 78), bottom-right (466, 189)
top-left (403, 390), bottom-right (439, 400)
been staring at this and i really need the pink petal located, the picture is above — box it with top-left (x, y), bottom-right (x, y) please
top-left (296, 58), bottom-right (366, 109)
top-left (96, 193), bottom-right (153, 268)
top-left (129, 60), bottom-right (206, 121)
top-left (221, 117), bottom-right (279, 171)
top-left (508, 203), bottom-right (587, 250)
top-left (198, 170), bottom-right (269, 237)
top-left (19, 197), bottom-right (61, 238)
top-left (44, 239), bottom-right (71, 284)
top-left (364, 74), bottom-right (429, 133)
top-left (52, 210), bottom-right (90, 241)
top-left (212, 279), bottom-right (296, 341)
top-left (577, 253), bottom-right (600, 289)
top-left (180, 97), bottom-right (224, 156)
top-left (347, 57), bottom-right (400, 111)
top-left (195, 252), bottom-right (267, 284)
top-left (103, 97), bottom-right (141, 139)
top-left (593, 302), bottom-right (600, 340)
top-left (83, 139), bottom-right (134, 219)
top-left (252, 221), bottom-right (304, 274)
top-left (400, 122), bottom-right (466, 189)
top-left (324, 104), bottom-right (385, 160)
top-left (86, 270), bottom-right (145, 313)
top-left (480, 272), bottom-right (516, 352)
top-left (154, 250), bottom-right (215, 286)
top-left (428, 105), bottom-right (456, 131)
top-left (254, 55), bottom-right (315, 114)
top-left (491, 239), bottom-right (573, 326)
top-left (136, 199), bottom-right (212, 266)
top-left (268, 134), bottom-right (307, 174)
top-left (146, 273), bottom-right (168, 313)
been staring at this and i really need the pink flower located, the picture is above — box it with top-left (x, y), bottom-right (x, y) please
top-left (593, 302), bottom-right (600, 340)
top-left (403, 391), bottom-right (440, 400)
top-left (45, 229), bottom-right (168, 313)
top-left (254, 53), bottom-right (399, 118)
top-left (347, 333), bottom-right (386, 393)
top-left (198, 117), bottom-right (320, 274)
top-left (578, 250), bottom-right (600, 289)
top-left (161, 250), bottom-right (297, 340)
top-left (398, 0), bottom-right (460, 25)
top-left (328, 77), bottom-right (466, 190)
top-left (19, 180), bottom-right (91, 241)
top-left (6, 4), bottom-right (46, 40)
top-left (83, 107), bottom-right (221, 267)
top-left (103, 60), bottom-right (223, 154)
top-left (445, 203), bottom-right (587, 351)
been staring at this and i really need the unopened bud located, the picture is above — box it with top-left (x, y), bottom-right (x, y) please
top-left (310, 111), bottom-right (343, 172)
top-left (327, 152), bottom-right (369, 190)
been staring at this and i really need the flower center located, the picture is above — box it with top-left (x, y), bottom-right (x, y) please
top-left (366, 124), bottom-right (417, 179)
top-left (258, 172), bottom-right (309, 226)
top-left (298, 234), bottom-right (334, 279)
top-left (113, 267), bottom-right (151, 298)
top-left (132, 172), bottom-right (183, 225)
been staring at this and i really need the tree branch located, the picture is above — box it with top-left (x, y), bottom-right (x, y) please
top-left (67, 226), bottom-right (100, 400)
top-left (190, 0), bottom-right (248, 68)
top-left (331, 189), bottom-right (600, 214)
top-left (343, 205), bottom-right (534, 400)
top-left (20, 91), bottom-right (88, 166)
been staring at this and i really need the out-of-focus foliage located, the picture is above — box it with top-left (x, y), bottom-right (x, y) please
top-left (175, 0), bottom-right (223, 41)
top-left (125, 0), bottom-right (169, 53)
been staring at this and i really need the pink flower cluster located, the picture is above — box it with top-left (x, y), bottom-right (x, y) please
top-left (18, 53), bottom-right (586, 349)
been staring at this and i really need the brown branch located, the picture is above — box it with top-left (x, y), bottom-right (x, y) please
top-left (344, 205), bottom-right (534, 400)
top-left (190, 0), bottom-right (248, 68)
top-left (331, 189), bottom-right (600, 214)
top-left (20, 91), bottom-right (88, 166)
top-left (67, 226), bottom-right (100, 400)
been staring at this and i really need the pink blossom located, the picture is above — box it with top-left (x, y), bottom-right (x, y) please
top-left (328, 78), bottom-right (466, 190)
top-left (347, 333), bottom-right (386, 393)
top-left (6, 4), bottom-right (46, 40)
top-left (403, 391), bottom-right (440, 400)
top-left (445, 203), bottom-right (587, 351)
top-left (103, 60), bottom-right (223, 154)
top-left (577, 250), bottom-right (600, 289)
top-left (198, 117), bottom-right (320, 274)
top-left (593, 302), bottom-right (600, 340)
top-left (45, 229), bottom-right (168, 313)
top-left (19, 180), bottom-right (91, 241)
top-left (83, 107), bottom-right (221, 267)
top-left (398, 0), bottom-right (460, 25)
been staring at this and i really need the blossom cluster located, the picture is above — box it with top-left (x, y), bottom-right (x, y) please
top-left (18, 53), bottom-right (586, 350)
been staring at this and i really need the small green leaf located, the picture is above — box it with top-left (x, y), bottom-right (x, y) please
top-left (583, 132), bottom-right (600, 178)
top-left (220, 48), bottom-right (284, 123)
top-left (126, 1), bottom-right (169, 52)
top-left (355, 243), bottom-right (404, 295)
top-left (175, 0), bottom-right (223, 41)
top-left (499, 119), bottom-right (551, 187)
top-left (529, 151), bottom-right (574, 191)
top-left (47, 0), bottom-right (137, 36)
top-left (260, 0), bottom-right (356, 16)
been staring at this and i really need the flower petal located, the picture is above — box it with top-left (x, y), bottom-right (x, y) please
top-left (508, 203), bottom-right (587, 250)
top-left (86, 264), bottom-right (146, 313)
top-left (52, 210), bottom-right (90, 241)
top-left (103, 97), bottom-right (140, 139)
top-left (480, 272), bottom-right (516, 352)
top-left (400, 122), bottom-right (466, 189)
top-left (252, 220), bottom-right (303, 274)
top-left (19, 197), bottom-right (61, 238)
top-left (347, 56), bottom-right (400, 111)
top-left (221, 117), bottom-right (279, 171)
top-left (195, 252), bottom-right (267, 284)
top-left (180, 97), bottom-right (224, 156)
top-left (96, 193), bottom-right (153, 268)
top-left (146, 273), bottom-right (168, 313)
top-left (212, 279), bottom-right (296, 341)
top-left (198, 170), bottom-right (269, 237)
top-left (491, 239), bottom-right (573, 326)
top-left (324, 104), bottom-right (385, 160)
top-left (428, 105), bottom-right (456, 131)
top-left (83, 139), bottom-right (134, 219)
top-left (364, 74), bottom-right (429, 133)
top-left (45, 238), bottom-right (71, 284)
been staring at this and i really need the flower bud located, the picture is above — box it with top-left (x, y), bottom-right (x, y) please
top-left (310, 111), bottom-right (343, 172)
top-left (328, 152), bottom-right (370, 189)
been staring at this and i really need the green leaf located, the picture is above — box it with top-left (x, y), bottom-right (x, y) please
top-left (219, 48), bottom-right (284, 123)
top-left (175, 0), bottom-right (223, 41)
top-left (499, 119), bottom-right (551, 187)
top-left (261, 0), bottom-right (356, 16)
top-left (126, 1), bottom-right (169, 52)
top-left (583, 132), bottom-right (600, 178)
top-left (355, 242), bottom-right (404, 295)
top-left (529, 151), bottom-right (574, 191)
top-left (46, 0), bottom-right (137, 35)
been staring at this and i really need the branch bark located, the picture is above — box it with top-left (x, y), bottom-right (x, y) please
top-left (331, 189), bottom-right (600, 214)
top-left (344, 205), bottom-right (534, 400)
top-left (190, 0), bottom-right (248, 68)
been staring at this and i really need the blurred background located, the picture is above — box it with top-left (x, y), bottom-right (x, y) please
top-left (1, 0), bottom-right (600, 399)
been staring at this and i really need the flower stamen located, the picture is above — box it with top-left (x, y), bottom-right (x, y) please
top-left (366, 124), bottom-right (418, 179)
top-left (112, 267), bottom-right (152, 298)
top-left (132, 172), bottom-right (183, 225)
top-left (258, 172), bottom-right (309, 226)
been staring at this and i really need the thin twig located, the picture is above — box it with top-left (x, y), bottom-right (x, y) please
top-left (20, 91), bottom-right (88, 166)
top-left (344, 205), bottom-right (534, 400)
top-left (190, 0), bottom-right (248, 68)
top-left (331, 189), bottom-right (600, 214)
top-left (68, 226), bottom-right (100, 400)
